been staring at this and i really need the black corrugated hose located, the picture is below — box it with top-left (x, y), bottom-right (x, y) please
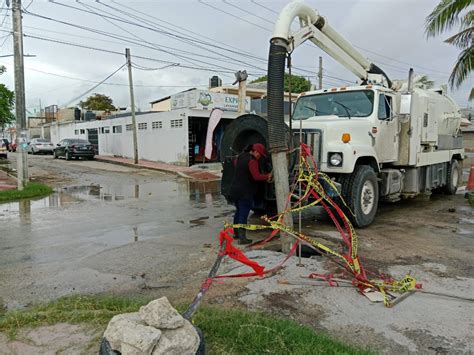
top-left (267, 42), bottom-right (288, 152)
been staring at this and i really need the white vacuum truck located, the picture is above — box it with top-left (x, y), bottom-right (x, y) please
top-left (220, 1), bottom-right (464, 228)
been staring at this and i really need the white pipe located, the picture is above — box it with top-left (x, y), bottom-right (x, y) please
top-left (272, 0), bottom-right (371, 74)
top-left (272, 0), bottom-right (320, 41)
top-left (319, 24), bottom-right (371, 71)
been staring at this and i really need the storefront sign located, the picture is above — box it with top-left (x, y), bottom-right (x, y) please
top-left (171, 90), bottom-right (250, 112)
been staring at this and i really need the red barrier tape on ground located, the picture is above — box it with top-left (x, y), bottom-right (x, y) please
top-left (308, 273), bottom-right (338, 287)
top-left (218, 228), bottom-right (265, 276)
top-left (215, 228), bottom-right (299, 279)
top-left (217, 143), bottom-right (420, 306)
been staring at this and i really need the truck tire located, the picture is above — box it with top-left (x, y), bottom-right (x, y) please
top-left (341, 165), bottom-right (379, 228)
top-left (220, 114), bottom-right (269, 161)
top-left (444, 159), bottom-right (460, 195)
top-left (219, 114), bottom-right (297, 205)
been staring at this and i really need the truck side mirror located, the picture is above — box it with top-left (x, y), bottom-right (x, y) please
top-left (400, 94), bottom-right (411, 115)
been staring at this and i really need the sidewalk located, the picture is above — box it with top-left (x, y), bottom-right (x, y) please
top-left (95, 155), bottom-right (222, 181)
top-left (0, 169), bottom-right (17, 192)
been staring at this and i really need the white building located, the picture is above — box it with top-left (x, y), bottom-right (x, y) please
top-left (44, 89), bottom-right (250, 166)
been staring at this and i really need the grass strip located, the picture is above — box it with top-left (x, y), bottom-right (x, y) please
top-left (0, 295), bottom-right (371, 354)
top-left (0, 182), bottom-right (53, 202)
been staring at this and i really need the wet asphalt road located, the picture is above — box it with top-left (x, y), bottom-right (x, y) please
top-left (0, 153), bottom-right (233, 309)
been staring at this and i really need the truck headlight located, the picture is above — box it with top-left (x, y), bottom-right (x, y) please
top-left (328, 152), bottom-right (343, 167)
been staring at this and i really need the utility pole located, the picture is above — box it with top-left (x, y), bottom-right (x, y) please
top-left (125, 48), bottom-right (139, 164)
top-left (12, 0), bottom-right (28, 189)
top-left (234, 70), bottom-right (248, 115)
top-left (318, 56), bottom-right (323, 89)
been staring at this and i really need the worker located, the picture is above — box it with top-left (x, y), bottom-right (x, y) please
top-left (229, 143), bottom-right (272, 245)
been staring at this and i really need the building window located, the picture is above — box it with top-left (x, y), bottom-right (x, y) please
top-left (113, 125), bottom-right (122, 133)
top-left (152, 121), bottom-right (163, 129)
top-left (170, 119), bottom-right (183, 128)
top-left (80, 129), bottom-right (85, 134)
top-left (75, 129), bottom-right (79, 135)
top-left (126, 124), bottom-right (133, 131)
top-left (101, 126), bottom-right (110, 134)
top-left (138, 122), bottom-right (147, 130)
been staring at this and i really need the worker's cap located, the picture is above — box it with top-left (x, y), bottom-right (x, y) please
top-left (252, 143), bottom-right (267, 157)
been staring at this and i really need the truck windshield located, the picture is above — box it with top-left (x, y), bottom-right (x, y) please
top-left (293, 90), bottom-right (375, 120)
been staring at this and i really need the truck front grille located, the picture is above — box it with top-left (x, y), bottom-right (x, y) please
top-left (293, 129), bottom-right (322, 170)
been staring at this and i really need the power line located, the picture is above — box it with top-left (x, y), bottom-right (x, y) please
top-left (45, 1), bottom-right (268, 72)
top-left (251, 0), bottom-right (278, 14)
top-left (19, 31), bottom-right (258, 75)
top-left (21, 22), bottom-right (256, 73)
top-left (22, 9), bottom-right (238, 73)
top-left (249, 0), bottom-right (451, 78)
top-left (110, 0), bottom-right (266, 63)
top-left (354, 45), bottom-right (451, 76)
top-left (222, 0), bottom-right (274, 25)
top-left (198, 0), bottom-right (271, 32)
top-left (77, 1), bottom-right (211, 70)
top-left (131, 62), bottom-right (180, 71)
top-left (95, 0), bottom-right (269, 72)
top-left (61, 63), bottom-right (126, 107)
top-left (0, 31), bottom-right (11, 49)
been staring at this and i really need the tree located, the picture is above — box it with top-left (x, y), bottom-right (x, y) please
top-left (251, 73), bottom-right (311, 93)
top-left (425, 0), bottom-right (473, 89)
top-left (79, 93), bottom-right (116, 111)
top-left (415, 75), bottom-right (435, 89)
top-left (0, 66), bottom-right (15, 128)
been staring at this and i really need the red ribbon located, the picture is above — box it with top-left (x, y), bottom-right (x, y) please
top-left (219, 228), bottom-right (265, 276)
top-left (308, 273), bottom-right (338, 287)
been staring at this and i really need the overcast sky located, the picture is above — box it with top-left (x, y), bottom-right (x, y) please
top-left (0, 0), bottom-right (472, 115)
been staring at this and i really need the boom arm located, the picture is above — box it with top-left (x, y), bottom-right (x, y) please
top-left (272, 1), bottom-right (391, 87)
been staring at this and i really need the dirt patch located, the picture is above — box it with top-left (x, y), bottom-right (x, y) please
top-left (0, 323), bottom-right (100, 354)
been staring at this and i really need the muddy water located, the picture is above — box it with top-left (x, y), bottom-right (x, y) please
top-left (0, 174), bottom-right (233, 309)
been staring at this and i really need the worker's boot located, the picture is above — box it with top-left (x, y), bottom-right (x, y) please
top-left (238, 229), bottom-right (252, 245)
top-left (232, 228), bottom-right (240, 240)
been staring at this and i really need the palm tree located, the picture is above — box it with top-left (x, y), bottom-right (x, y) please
top-left (415, 75), bottom-right (435, 89)
top-left (425, 0), bottom-right (473, 89)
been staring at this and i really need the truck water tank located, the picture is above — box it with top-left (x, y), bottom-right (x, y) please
top-left (412, 88), bottom-right (462, 140)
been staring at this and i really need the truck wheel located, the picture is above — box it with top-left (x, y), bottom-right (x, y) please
top-left (444, 159), bottom-right (460, 195)
top-left (343, 165), bottom-right (379, 228)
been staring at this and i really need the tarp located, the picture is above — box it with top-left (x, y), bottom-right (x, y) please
top-left (205, 108), bottom-right (223, 160)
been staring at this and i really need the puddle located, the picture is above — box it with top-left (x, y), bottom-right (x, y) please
top-left (189, 216), bottom-right (209, 228)
top-left (457, 228), bottom-right (473, 236)
top-left (0, 180), bottom-right (224, 219)
top-left (459, 217), bottom-right (474, 225)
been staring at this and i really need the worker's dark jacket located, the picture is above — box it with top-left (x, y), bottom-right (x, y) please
top-left (229, 152), bottom-right (258, 201)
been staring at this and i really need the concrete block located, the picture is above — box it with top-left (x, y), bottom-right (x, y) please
top-left (104, 312), bottom-right (161, 354)
top-left (139, 297), bottom-right (185, 329)
top-left (152, 320), bottom-right (200, 355)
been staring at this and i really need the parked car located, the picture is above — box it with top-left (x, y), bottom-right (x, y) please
top-left (53, 138), bottom-right (95, 160)
top-left (28, 138), bottom-right (54, 155)
top-left (2, 138), bottom-right (16, 152)
top-left (0, 140), bottom-right (7, 159)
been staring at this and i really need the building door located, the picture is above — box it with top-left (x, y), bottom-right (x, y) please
top-left (87, 128), bottom-right (99, 154)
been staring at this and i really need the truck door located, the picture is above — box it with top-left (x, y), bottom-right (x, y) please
top-left (375, 93), bottom-right (398, 162)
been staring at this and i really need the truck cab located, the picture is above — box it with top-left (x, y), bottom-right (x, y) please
top-left (292, 85), bottom-right (399, 173)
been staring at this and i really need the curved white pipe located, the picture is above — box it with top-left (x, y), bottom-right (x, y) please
top-left (319, 24), bottom-right (371, 70)
top-left (272, 0), bottom-right (320, 41)
top-left (272, 0), bottom-right (371, 73)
